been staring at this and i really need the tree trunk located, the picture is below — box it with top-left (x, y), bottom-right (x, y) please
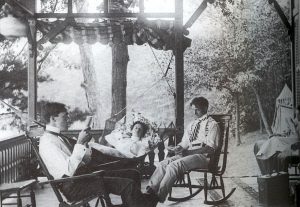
top-left (260, 117), bottom-right (263, 133)
top-left (235, 93), bottom-right (241, 146)
top-left (109, 0), bottom-right (129, 122)
top-left (111, 43), bottom-right (129, 121)
top-left (75, 0), bottom-right (102, 128)
top-left (252, 86), bottom-right (273, 136)
top-left (79, 44), bottom-right (102, 128)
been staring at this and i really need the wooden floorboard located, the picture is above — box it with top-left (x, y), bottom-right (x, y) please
top-left (230, 177), bottom-right (259, 200)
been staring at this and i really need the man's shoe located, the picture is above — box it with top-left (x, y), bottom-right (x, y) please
top-left (146, 186), bottom-right (156, 195)
top-left (143, 192), bottom-right (159, 207)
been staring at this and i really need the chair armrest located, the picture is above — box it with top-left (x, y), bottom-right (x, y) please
top-left (91, 160), bottom-right (121, 169)
top-left (40, 170), bottom-right (105, 185)
top-left (291, 142), bottom-right (300, 150)
top-left (0, 179), bottom-right (37, 192)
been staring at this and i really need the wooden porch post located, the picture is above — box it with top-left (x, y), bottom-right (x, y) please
top-left (175, 0), bottom-right (184, 144)
top-left (27, 0), bottom-right (37, 124)
top-left (139, 0), bottom-right (144, 13)
top-left (292, 0), bottom-right (299, 107)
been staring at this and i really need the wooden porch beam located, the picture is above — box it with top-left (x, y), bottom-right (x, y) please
top-left (27, 0), bottom-right (37, 126)
top-left (184, 0), bottom-right (208, 29)
top-left (291, 0), bottom-right (296, 107)
top-left (28, 18), bottom-right (37, 124)
top-left (174, 0), bottom-right (184, 144)
top-left (268, 0), bottom-right (292, 32)
top-left (35, 12), bottom-right (175, 19)
top-left (4, 0), bottom-right (34, 17)
top-left (37, 20), bottom-right (68, 45)
top-left (139, 0), bottom-right (144, 13)
top-left (68, 0), bottom-right (73, 15)
top-left (104, 0), bottom-right (109, 13)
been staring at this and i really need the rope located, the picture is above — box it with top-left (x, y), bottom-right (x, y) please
top-left (112, 76), bottom-right (165, 118)
top-left (112, 46), bottom-right (175, 119)
top-left (148, 45), bottom-right (175, 95)
top-left (0, 99), bottom-right (42, 126)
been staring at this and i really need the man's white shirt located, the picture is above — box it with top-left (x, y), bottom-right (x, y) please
top-left (179, 114), bottom-right (220, 150)
top-left (39, 125), bottom-right (91, 179)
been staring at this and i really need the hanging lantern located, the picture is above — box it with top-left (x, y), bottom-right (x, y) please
top-left (0, 14), bottom-right (27, 39)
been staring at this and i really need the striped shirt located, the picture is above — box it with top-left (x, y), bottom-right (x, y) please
top-left (179, 114), bottom-right (220, 150)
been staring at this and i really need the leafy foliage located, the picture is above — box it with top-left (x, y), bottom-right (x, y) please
top-left (0, 40), bottom-right (28, 110)
top-left (0, 0), bottom-right (291, 137)
top-left (157, 0), bottom-right (290, 134)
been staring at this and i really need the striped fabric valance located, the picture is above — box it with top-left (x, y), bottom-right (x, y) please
top-left (37, 18), bottom-right (191, 51)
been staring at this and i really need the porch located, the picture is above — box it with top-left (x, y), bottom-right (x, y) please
top-left (1, 131), bottom-right (297, 207)
top-left (2, 167), bottom-right (261, 207)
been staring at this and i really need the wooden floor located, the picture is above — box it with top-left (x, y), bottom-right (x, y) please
top-left (2, 171), bottom-right (298, 207)
top-left (1, 172), bottom-right (279, 207)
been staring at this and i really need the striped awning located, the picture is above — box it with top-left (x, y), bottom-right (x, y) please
top-left (37, 18), bottom-right (191, 51)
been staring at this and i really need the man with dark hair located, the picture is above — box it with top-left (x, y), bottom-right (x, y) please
top-left (39, 102), bottom-right (157, 207)
top-left (146, 96), bottom-right (220, 203)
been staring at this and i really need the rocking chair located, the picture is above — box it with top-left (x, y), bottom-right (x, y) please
top-left (27, 136), bottom-right (113, 207)
top-left (168, 114), bottom-right (236, 205)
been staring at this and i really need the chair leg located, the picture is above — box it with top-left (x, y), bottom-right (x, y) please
top-left (17, 191), bottom-right (22, 207)
top-left (104, 193), bottom-right (112, 207)
top-left (94, 197), bottom-right (100, 207)
top-left (169, 187), bottom-right (173, 197)
top-left (210, 175), bottom-right (218, 187)
top-left (204, 172), bottom-right (208, 202)
top-left (219, 176), bottom-right (226, 198)
top-left (95, 196), bottom-right (106, 207)
top-left (30, 187), bottom-right (36, 207)
top-left (99, 197), bottom-right (106, 207)
top-left (187, 173), bottom-right (193, 195)
top-left (0, 192), bottom-right (2, 207)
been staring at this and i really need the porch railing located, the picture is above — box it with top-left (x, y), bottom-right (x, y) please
top-left (0, 135), bottom-right (33, 184)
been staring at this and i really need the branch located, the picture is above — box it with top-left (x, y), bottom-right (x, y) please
top-left (37, 44), bottom-right (57, 73)
top-left (12, 41), bottom-right (28, 62)
top-left (125, 0), bottom-right (135, 8)
top-left (0, 112), bottom-right (15, 116)
top-left (52, 0), bottom-right (58, 13)
top-left (222, 86), bottom-right (234, 95)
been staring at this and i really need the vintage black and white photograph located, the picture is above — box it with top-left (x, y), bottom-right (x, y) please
top-left (0, 0), bottom-right (298, 206)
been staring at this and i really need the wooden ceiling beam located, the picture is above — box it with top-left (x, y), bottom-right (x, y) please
top-left (4, 0), bottom-right (34, 17)
top-left (35, 12), bottom-right (175, 19)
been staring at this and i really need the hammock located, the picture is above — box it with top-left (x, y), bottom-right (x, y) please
top-left (94, 111), bottom-right (171, 159)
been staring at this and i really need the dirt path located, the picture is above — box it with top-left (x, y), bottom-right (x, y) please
top-left (225, 131), bottom-right (268, 177)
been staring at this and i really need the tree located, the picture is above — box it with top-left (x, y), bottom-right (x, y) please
top-left (74, 0), bottom-right (102, 128)
top-left (108, 0), bottom-right (130, 122)
top-left (0, 1), bottom-right (99, 130)
top-left (170, 0), bottom-right (290, 143)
